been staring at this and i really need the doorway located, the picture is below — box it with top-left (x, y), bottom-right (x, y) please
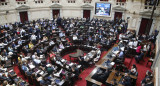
top-left (19, 11), bottom-right (28, 23)
top-left (52, 9), bottom-right (60, 19)
top-left (83, 10), bottom-right (91, 19)
top-left (138, 18), bottom-right (153, 35)
top-left (114, 12), bottom-right (123, 21)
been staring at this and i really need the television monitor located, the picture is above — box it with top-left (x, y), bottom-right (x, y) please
top-left (95, 3), bottom-right (111, 16)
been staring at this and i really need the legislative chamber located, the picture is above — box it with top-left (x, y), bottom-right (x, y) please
top-left (0, 0), bottom-right (160, 86)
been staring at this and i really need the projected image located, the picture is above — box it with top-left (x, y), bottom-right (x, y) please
top-left (95, 3), bottom-right (111, 16)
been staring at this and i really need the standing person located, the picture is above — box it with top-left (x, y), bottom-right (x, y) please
top-left (136, 44), bottom-right (142, 55)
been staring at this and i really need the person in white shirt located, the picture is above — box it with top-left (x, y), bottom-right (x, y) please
top-left (73, 35), bottom-right (78, 40)
top-left (0, 42), bottom-right (4, 48)
top-left (32, 52), bottom-right (38, 59)
top-left (49, 40), bottom-right (55, 46)
top-left (18, 39), bottom-right (22, 45)
top-left (30, 34), bottom-right (37, 44)
top-left (31, 34), bottom-right (36, 40)
top-left (35, 24), bottom-right (39, 29)
top-left (9, 23), bottom-right (13, 30)
top-left (20, 28), bottom-right (26, 36)
top-left (119, 33), bottom-right (124, 41)
top-left (59, 42), bottom-right (64, 49)
top-left (34, 57), bottom-right (41, 65)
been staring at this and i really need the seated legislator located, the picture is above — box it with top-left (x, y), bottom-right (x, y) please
top-left (65, 72), bottom-right (74, 85)
top-left (3, 38), bottom-right (8, 44)
top-left (30, 33), bottom-right (37, 44)
top-left (0, 41), bottom-right (4, 48)
top-left (73, 35), bottom-right (78, 40)
top-left (129, 64), bottom-right (138, 76)
top-left (78, 56), bottom-right (85, 69)
top-left (46, 64), bottom-right (54, 75)
top-left (18, 39), bottom-right (22, 45)
top-left (28, 41), bottom-right (34, 50)
top-left (97, 68), bottom-right (111, 83)
top-left (21, 63), bottom-right (29, 72)
top-left (115, 50), bottom-right (124, 64)
top-left (1, 49), bottom-right (8, 57)
top-left (59, 42), bottom-right (64, 49)
top-left (71, 65), bottom-right (81, 79)
top-left (22, 46), bottom-right (30, 54)
top-left (141, 76), bottom-right (154, 86)
top-left (11, 42), bottom-right (17, 49)
top-left (92, 68), bottom-right (111, 83)
top-left (123, 73), bottom-right (132, 86)
top-left (135, 50), bottom-right (144, 63)
top-left (141, 70), bottom-right (153, 86)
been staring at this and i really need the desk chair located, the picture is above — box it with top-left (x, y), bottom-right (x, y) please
top-left (115, 56), bottom-right (125, 64)
top-left (131, 72), bottom-right (138, 86)
top-left (25, 72), bottom-right (33, 85)
top-left (135, 52), bottom-right (145, 63)
top-left (146, 57), bottom-right (154, 67)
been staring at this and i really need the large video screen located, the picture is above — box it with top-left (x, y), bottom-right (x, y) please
top-left (95, 3), bottom-right (111, 16)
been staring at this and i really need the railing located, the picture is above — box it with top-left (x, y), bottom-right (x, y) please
top-left (0, 0), bottom-right (9, 6)
top-left (115, 2), bottom-right (126, 6)
top-left (152, 33), bottom-right (160, 70)
top-left (142, 5), bottom-right (160, 10)
top-left (154, 67), bottom-right (159, 86)
top-left (144, 5), bottom-right (154, 9)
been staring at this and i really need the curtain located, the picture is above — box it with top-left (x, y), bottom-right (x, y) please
top-left (83, 10), bottom-right (90, 19)
top-left (138, 18), bottom-right (149, 35)
top-left (52, 10), bottom-right (60, 18)
top-left (114, 12), bottom-right (122, 21)
top-left (19, 11), bottom-right (28, 23)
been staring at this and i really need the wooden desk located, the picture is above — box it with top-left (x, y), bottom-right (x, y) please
top-left (96, 59), bottom-right (113, 70)
top-left (106, 70), bottom-right (123, 86)
top-left (85, 67), bottom-right (102, 86)
top-left (106, 70), bottom-right (137, 86)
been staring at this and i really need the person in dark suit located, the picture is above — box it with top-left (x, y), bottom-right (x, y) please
top-left (141, 70), bottom-right (153, 86)
top-left (2, 49), bottom-right (7, 57)
top-left (46, 64), bottom-right (54, 75)
top-left (135, 50), bottom-right (144, 63)
top-left (98, 68), bottom-right (111, 83)
top-left (78, 56), bottom-right (85, 69)
top-left (12, 42), bottom-right (17, 49)
top-left (141, 77), bottom-right (153, 86)
top-left (123, 73), bottom-right (132, 86)
top-left (71, 65), bottom-right (81, 79)
top-left (65, 72), bottom-right (74, 85)
top-left (129, 64), bottom-right (137, 76)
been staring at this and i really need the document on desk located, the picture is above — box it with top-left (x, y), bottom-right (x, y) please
top-left (69, 63), bottom-right (74, 67)
top-left (35, 70), bottom-right (41, 75)
top-left (112, 51), bottom-right (119, 54)
top-left (128, 42), bottom-right (133, 46)
top-left (133, 41), bottom-right (138, 47)
top-left (120, 47), bottom-right (125, 51)
top-left (58, 80), bottom-right (65, 85)
top-left (110, 62), bottom-right (115, 66)
top-left (39, 71), bottom-right (44, 75)
top-left (29, 65), bottom-right (35, 69)
top-left (77, 65), bottom-right (81, 69)
top-left (25, 56), bottom-right (30, 59)
top-left (61, 59), bottom-right (65, 63)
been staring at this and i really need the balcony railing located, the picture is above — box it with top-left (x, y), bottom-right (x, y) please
top-left (116, 2), bottom-right (126, 6)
